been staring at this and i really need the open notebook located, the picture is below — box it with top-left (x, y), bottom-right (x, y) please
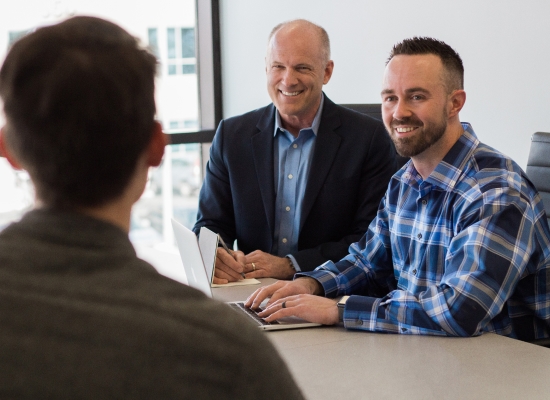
top-left (171, 218), bottom-right (321, 331)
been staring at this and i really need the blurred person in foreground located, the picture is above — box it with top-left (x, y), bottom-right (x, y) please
top-left (247, 37), bottom-right (550, 342)
top-left (0, 16), bottom-right (303, 399)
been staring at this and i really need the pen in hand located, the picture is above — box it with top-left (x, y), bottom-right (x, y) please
top-left (218, 235), bottom-right (246, 279)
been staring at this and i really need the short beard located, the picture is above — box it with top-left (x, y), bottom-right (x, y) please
top-left (387, 114), bottom-right (447, 158)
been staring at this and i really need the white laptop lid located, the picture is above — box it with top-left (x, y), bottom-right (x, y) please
top-left (198, 226), bottom-right (219, 284)
top-left (171, 219), bottom-right (321, 331)
top-left (171, 218), bottom-right (213, 298)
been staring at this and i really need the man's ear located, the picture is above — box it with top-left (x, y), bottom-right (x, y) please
top-left (323, 60), bottom-right (334, 85)
top-left (147, 121), bottom-right (167, 167)
top-left (448, 89), bottom-right (466, 118)
top-left (0, 127), bottom-right (23, 170)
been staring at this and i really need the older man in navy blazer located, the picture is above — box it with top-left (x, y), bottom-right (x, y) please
top-left (193, 19), bottom-right (397, 283)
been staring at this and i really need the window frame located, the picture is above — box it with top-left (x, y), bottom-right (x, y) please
top-left (169, 0), bottom-right (222, 145)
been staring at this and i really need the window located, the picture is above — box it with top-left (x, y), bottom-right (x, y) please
top-left (0, 0), bottom-right (222, 248)
top-left (164, 26), bottom-right (196, 76)
top-left (148, 28), bottom-right (159, 58)
top-left (167, 28), bottom-right (177, 59)
top-left (181, 28), bottom-right (195, 58)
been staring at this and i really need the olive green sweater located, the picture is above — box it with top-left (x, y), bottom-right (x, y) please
top-left (0, 209), bottom-right (303, 400)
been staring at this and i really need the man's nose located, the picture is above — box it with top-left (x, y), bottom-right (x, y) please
top-left (393, 99), bottom-right (412, 121)
top-left (281, 68), bottom-right (298, 87)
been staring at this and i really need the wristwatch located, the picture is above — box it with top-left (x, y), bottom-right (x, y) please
top-left (337, 295), bottom-right (350, 323)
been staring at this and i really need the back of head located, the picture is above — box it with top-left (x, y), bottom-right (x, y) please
top-left (0, 16), bottom-right (157, 209)
top-left (387, 37), bottom-right (464, 92)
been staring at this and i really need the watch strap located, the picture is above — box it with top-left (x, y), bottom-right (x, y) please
top-left (337, 295), bottom-right (350, 323)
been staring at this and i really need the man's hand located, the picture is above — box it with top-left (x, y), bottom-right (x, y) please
top-left (258, 295), bottom-right (339, 326)
top-left (213, 248), bottom-right (246, 284)
top-left (243, 250), bottom-right (295, 280)
top-left (245, 277), bottom-right (323, 309)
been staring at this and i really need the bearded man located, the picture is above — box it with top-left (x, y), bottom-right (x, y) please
top-left (246, 37), bottom-right (550, 342)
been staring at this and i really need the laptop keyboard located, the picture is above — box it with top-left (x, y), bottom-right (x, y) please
top-left (230, 302), bottom-right (280, 326)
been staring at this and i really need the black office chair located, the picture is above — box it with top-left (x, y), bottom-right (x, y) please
top-left (340, 103), bottom-right (409, 169)
top-left (525, 132), bottom-right (550, 348)
top-left (526, 132), bottom-right (550, 226)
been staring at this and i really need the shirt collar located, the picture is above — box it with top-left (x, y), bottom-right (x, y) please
top-left (401, 122), bottom-right (479, 191)
top-left (273, 94), bottom-right (324, 137)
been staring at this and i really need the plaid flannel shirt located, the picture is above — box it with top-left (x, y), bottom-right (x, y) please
top-left (297, 123), bottom-right (550, 340)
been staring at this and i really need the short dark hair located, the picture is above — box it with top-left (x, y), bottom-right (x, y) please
top-left (387, 37), bottom-right (464, 92)
top-left (0, 16), bottom-right (157, 209)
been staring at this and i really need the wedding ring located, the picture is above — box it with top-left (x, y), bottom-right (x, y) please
top-left (282, 301), bottom-right (286, 309)
top-left (252, 262), bottom-right (256, 271)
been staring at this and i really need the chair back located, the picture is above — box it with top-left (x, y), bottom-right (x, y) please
top-left (526, 132), bottom-right (550, 225)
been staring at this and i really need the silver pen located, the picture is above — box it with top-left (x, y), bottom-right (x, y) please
top-left (218, 235), bottom-right (246, 279)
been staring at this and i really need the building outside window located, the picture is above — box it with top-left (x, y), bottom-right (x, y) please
top-left (0, 0), bottom-right (206, 249)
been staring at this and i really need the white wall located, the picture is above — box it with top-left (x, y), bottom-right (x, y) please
top-left (219, 0), bottom-right (550, 169)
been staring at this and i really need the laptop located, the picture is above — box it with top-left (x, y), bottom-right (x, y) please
top-left (171, 218), bottom-right (321, 331)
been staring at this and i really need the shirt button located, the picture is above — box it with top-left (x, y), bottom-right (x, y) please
top-left (412, 269), bottom-right (417, 275)
top-left (293, 144), bottom-right (298, 149)
top-left (357, 320), bottom-right (364, 326)
top-left (282, 238), bottom-right (287, 243)
top-left (285, 206), bottom-right (290, 211)
top-left (422, 199), bottom-right (427, 206)
top-left (417, 233), bottom-right (422, 239)
top-left (401, 327), bottom-right (407, 333)
top-left (288, 174), bottom-right (293, 179)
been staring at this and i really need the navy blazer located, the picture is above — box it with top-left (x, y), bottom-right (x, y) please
top-left (193, 95), bottom-right (397, 272)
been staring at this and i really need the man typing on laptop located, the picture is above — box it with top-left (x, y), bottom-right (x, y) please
top-left (246, 37), bottom-right (550, 342)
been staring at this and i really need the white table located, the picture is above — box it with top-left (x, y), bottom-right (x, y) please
top-left (213, 279), bottom-right (550, 400)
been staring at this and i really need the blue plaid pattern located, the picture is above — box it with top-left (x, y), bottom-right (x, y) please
top-left (297, 124), bottom-right (550, 340)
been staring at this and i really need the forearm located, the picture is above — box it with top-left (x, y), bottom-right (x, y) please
top-left (341, 294), bottom-right (450, 336)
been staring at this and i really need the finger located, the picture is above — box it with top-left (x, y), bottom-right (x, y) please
top-left (214, 264), bottom-right (242, 281)
top-left (244, 268), bottom-right (267, 279)
top-left (248, 282), bottom-right (285, 309)
top-left (249, 287), bottom-right (272, 309)
top-left (244, 287), bottom-right (264, 308)
top-left (261, 300), bottom-right (302, 322)
top-left (233, 250), bottom-right (246, 265)
top-left (214, 258), bottom-right (243, 281)
top-left (243, 256), bottom-right (267, 273)
top-left (212, 276), bottom-right (228, 285)
top-left (244, 249), bottom-right (264, 258)
top-left (263, 308), bottom-right (295, 322)
top-left (258, 297), bottom-right (294, 317)
top-left (260, 298), bottom-right (306, 322)
top-left (243, 250), bottom-right (267, 264)
top-left (264, 287), bottom-right (293, 307)
top-left (216, 249), bottom-right (244, 274)
top-left (214, 262), bottom-right (242, 282)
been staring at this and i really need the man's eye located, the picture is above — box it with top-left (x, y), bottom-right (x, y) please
top-left (412, 95), bottom-right (423, 100)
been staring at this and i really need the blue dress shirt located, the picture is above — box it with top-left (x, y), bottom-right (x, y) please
top-left (272, 96), bottom-right (325, 270)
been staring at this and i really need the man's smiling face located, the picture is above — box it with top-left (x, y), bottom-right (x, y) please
top-left (381, 54), bottom-right (450, 158)
top-left (265, 24), bottom-right (333, 126)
